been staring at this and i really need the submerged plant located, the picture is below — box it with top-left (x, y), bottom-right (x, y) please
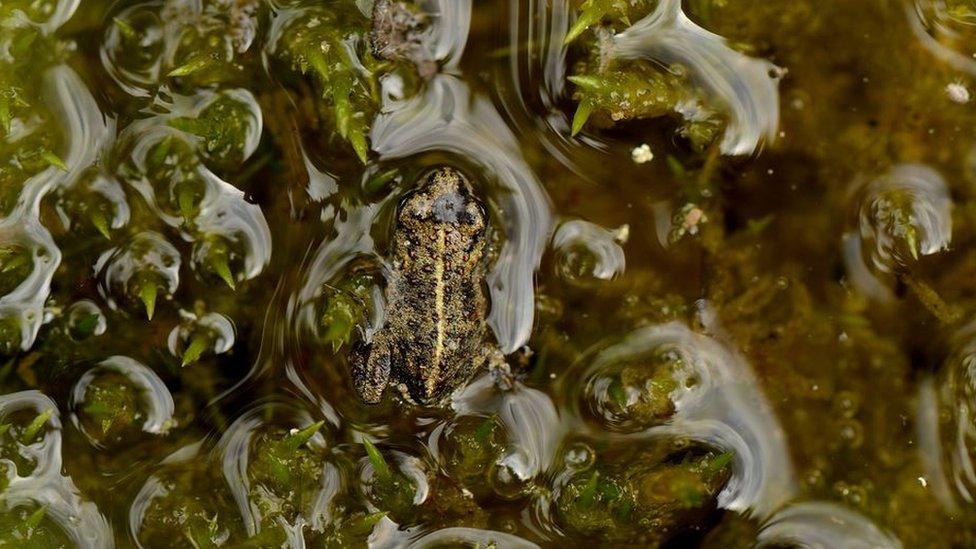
top-left (564, 0), bottom-right (724, 149)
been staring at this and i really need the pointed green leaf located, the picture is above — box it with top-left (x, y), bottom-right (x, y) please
top-left (567, 75), bottom-right (603, 91)
top-left (571, 99), bottom-right (595, 136)
top-left (705, 451), bottom-right (735, 473)
top-left (21, 408), bottom-right (53, 443)
top-left (177, 187), bottom-right (196, 222)
top-left (90, 210), bottom-right (111, 239)
top-left (168, 56), bottom-right (212, 77)
top-left (113, 17), bottom-right (137, 40)
top-left (282, 420), bottom-right (325, 452)
top-left (578, 471), bottom-right (600, 508)
top-left (181, 334), bottom-right (210, 367)
top-left (75, 313), bottom-right (101, 337)
top-left (138, 282), bottom-right (158, 320)
top-left (40, 150), bottom-right (68, 171)
top-left (906, 226), bottom-right (920, 261)
top-left (564, 5), bottom-right (605, 45)
top-left (210, 253), bottom-right (236, 290)
top-left (363, 438), bottom-right (391, 482)
top-left (349, 128), bottom-right (369, 165)
top-left (474, 416), bottom-right (496, 443)
top-left (348, 511), bottom-right (387, 534)
top-left (608, 378), bottom-right (627, 408)
top-left (24, 505), bottom-right (47, 529)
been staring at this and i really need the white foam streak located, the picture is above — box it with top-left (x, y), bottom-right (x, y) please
top-left (757, 501), bottom-right (902, 549)
top-left (403, 527), bottom-right (541, 549)
top-left (418, 0), bottom-right (470, 71)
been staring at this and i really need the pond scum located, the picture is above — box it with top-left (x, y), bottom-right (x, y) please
top-left (2, 0), bottom-right (976, 547)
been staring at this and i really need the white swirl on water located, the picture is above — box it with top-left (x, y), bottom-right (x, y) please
top-left (291, 202), bottom-right (383, 344)
top-left (906, 0), bottom-right (976, 76)
top-left (100, 2), bottom-right (165, 98)
top-left (372, 73), bottom-right (553, 353)
top-left (916, 376), bottom-right (959, 513)
top-left (53, 171), bottom-right (132, 235)
top-left (841, 231), bottom-right (895, 303)
top-left (0, 391), bottom-right (113, 548)
top-left (168, 87), bottom-right (264, 163)
top-left (919, 319), bottom-right (976, 509)
top-left (1, 0), bottom-right (79, 35)
top-left (122, 106), bottom-right (272, 280)
top-left (194, 166), bottom-right (273, 280)
top-left (128, 439), bottom-right (210, 546)
top-left (757, 501), bottom-right (902, 549)
top-left (500, 0), bottom-right (609, 179)
top-left (401, 527), bottom-right (541, 549)
top-left (94, 231), bottom-right (182, 309)
top-left (855, 164), bottom-right (952, 273)
top-left (0, 64), bottom-right (112, 350)
top-left (452, 374), bottom-right (562, 481)
top-left (167, 310), bottom-right (236, 358)
top-left (551, 218), bottom-right (626, 282)
top-left (564, 321), bottom-right (795, 518)
top-left (611, 0), bottom-right (781, 156)
top-left (66, 300), bottom-right (108, 338)
top-left (69, 355), bottom-right (176, 442)
top-left (415, 0), bottom-right (470, 71)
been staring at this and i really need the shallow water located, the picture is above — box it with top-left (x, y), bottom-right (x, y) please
top-left (2, 0), bottom-right (976, 546)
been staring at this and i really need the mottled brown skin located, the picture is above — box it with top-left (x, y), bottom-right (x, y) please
top-left (370, 0), bottom-right (437, 79)
top-left (352, 167), bottom-right (504, 405)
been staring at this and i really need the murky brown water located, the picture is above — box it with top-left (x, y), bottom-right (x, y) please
top-left (2, 0), bottom-right (976, 546)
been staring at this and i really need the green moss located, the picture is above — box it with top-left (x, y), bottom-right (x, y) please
top-left (565, 1), bottom-right (725, 147)
top-left (239, 422), bottom-right (330, 536)
top-left (137, 466), bottom-right (243, 547)
top-left (320, 273), bottom-right (375, 351)
top-left (557, 448), bottom-right (733, 541)
top-left (275, 4), bottom-right (379, 163)
top-left (0, 505), bottom-right (71, 548)
top-left (79, 373), bottom-right (140, 444)
top-left (442, 415), bottom-right (504, 492)
top-left (361, 439), bottom-right (417, 519)
top-left (321, 512), bottom-right (386, 548)
top-left (169, 93), bottom-right (256, 169)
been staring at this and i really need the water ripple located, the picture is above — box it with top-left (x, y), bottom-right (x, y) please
top-left (612, 0), bottom-right (781, 155)
top-left (757, 501), bottom-right (902, 548)
top-left (561, 321), bottom-right (795, 518)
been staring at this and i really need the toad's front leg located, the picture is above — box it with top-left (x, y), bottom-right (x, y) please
top-left (351, 331), bottom-right (393, 404)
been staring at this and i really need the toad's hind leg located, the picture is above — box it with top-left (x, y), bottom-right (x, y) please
top-left (351, 332), bottom-right (392, 404)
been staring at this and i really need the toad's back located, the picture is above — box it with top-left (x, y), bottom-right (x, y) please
top-left (382, 167), bottom-right (491, 402)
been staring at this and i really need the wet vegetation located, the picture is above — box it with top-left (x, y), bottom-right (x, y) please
top-left (1, 0), bottom-right (976, 546)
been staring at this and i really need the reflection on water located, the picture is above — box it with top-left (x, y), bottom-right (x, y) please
top-left (2, 0), bottom-right (976, 545)
top-left (559, 320), bottom-right (795, 518)
top-left (757, 501), bottom-right (901, 549)
top-left (612, 0), bottom-right (781, 156)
